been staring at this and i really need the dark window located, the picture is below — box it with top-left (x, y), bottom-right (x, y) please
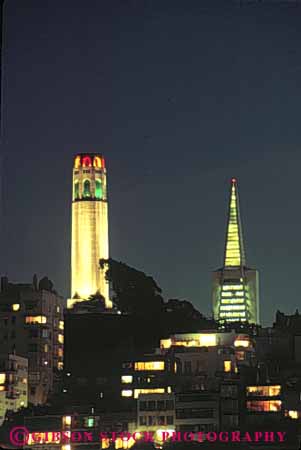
top-left (29, 344), bottom-right (38, 352)
top-left (166, 400), bottom-right (174, 410)
top-left (167, 416), bottom-right (174, 425)
top-left (158, 416), bottom-right (165, 425)
top-left (148, 401), bottom-right (156, 410)
top-left (11, 316), bottom-right (16, 325)
top-left (83, 180), bottom-right (91, 197)
top-left (139, 416), bottom-right (147, 426)
top-left (157, 400), bottom-right (165, 410)
top-left (139, 401), bottom-right (147, 411)
top-left (29, 329), bottom-right (39, 338)
top-left (184, 361), bottom-right (192, 375)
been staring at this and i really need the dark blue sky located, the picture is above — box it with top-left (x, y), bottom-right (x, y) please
top-left (2, 0), bottom-right (301, 325)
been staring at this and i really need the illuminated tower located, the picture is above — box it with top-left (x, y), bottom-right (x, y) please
top-left (212, 178), bottom-right (259, 324)
top-left (68, 154), bottom-right (112, 309)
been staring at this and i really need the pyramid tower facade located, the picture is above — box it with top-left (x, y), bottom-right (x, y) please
top-left (212, 178), bottom-right (259, 324)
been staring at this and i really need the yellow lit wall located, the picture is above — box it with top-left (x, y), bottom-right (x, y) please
top-left (70, 154), bottom-right (112, 309)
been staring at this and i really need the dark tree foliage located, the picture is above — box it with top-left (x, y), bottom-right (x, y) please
top-left (100, 258), bottom-right (164, 314)
top-left (99, 258), bottom-right (216, 347)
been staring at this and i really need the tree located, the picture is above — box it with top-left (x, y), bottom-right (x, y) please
top-left (100, 258), bottom-right (164, 314)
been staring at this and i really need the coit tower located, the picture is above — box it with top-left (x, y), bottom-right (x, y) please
top-left (68, 153), bottom-right (112, 309)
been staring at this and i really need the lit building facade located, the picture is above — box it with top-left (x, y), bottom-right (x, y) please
top-left (212, 178), bottom-right (259, 324)
top-left (0, 354), bottom-right (28, 425)
top-left (69, 153), bottom-right (112, 309)
top-left (0, 276), bottom-right (65, 405)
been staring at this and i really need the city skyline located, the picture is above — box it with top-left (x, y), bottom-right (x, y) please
top-left (1, 1), bottom-right (301, 325)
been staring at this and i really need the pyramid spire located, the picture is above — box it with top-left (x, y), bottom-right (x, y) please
top-left (223, 178), bottom-right (246, 267)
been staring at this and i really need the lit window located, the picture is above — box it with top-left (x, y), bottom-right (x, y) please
top-left (82, 156), bottom-right (92, 167)
top-left (58, 334), bottom-right (64, 344)
top-left (222, 284), bottom-right (244, 291)
top-left (224, 361), bottom-right (231, 372)
top-left (93, 156), bottom-right (102, 168)
top-left (121, 375), bottom-right (133, 384)
top-left (12, 304), bottom-right (20, 311)
top-left (246, 385), bottom-right (281, 397)
top-left (286, 410), bottom-right (298, 419)
top-left (134, 388), bottom-right (165, 399)
top-left (134, 361), bottom-right (165, 371)
top-left (74, 155), bottom-right (81, 168)
top-left (0, 374), bottom-right (6, 384)
top-left (121, 390), bottom-right (133, 397)
top-left (247, 400), bottom-right (281, 412)
top-left (59, 321), bottom-right (64, 330)
top-left (44, 344), bottom-right (48, 353)
top-left (63, 416), bottom-right (71, 426)
top-left (160, 339), bottom-right (171, 349)
top-left (25, 316), bottom-right (47, 324)
top-left (58, 348), bottom-right (63, 357)
top-left (0, 386), bottom-right (5, 391)
top-left (95, 179), bottom-right (103, 199)
top-left (58, 362), bottom-right (64, 370)
top-left (85, 417), bottom-right (94, 427)
top-left (234, 338), bottom-right (249, 348)
top-left (220, 305), bottom-right (245, 311)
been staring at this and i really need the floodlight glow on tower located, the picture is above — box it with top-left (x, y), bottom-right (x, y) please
top-left (212, 178), bottom-right (259, 325)
top-left (68, 154), bottom-right (112, 309)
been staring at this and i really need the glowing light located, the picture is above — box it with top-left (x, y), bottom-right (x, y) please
top-left (199, 334), bottom-right (217, 346)
top-left (70, 155), bottom-right (111, 308)
top-left (246, 385), bottom-right (281, 397)
top-left (95, 179), bottom-right (102, 199)
top-left (224, 181), bottom-right (245, 267)
top-left (74, 155), bottom-right (81, 168)
top-left (63, 416), bottom-right (72, 426)
top-left (0, 374), bottom-right (5, 384)
top-left (287, 410), bottom-right (298, 419)
top-left (62, 445), bottom-right (71, 450)
top-left (121, 390), bottom-right (133, 397)
top-left (93, 156), bottom-right (102, 168)
top-left (224, 360), bottom-right (231, 372)
top-left (25, 315), bottom-right (47, 324)
top-left (134, 361), bottom-right (165, 371)
top-left (12, 304), bottom-right (20, 311)
top-left (234, 337), bottom-right (250, 347)
top-left (121, 375), bottom-right (133, 384)
top-left (82, 156), bottom-right (92, 167)
top-left (160, 339), bottom-right (171, 349)
top-left (247, 400), bottom-right (281, 412)
top-left (134, 388), bottom-right (165, 398)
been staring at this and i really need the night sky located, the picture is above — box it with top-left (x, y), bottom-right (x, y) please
top-left (1, 0), bottom-right (301, 325)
